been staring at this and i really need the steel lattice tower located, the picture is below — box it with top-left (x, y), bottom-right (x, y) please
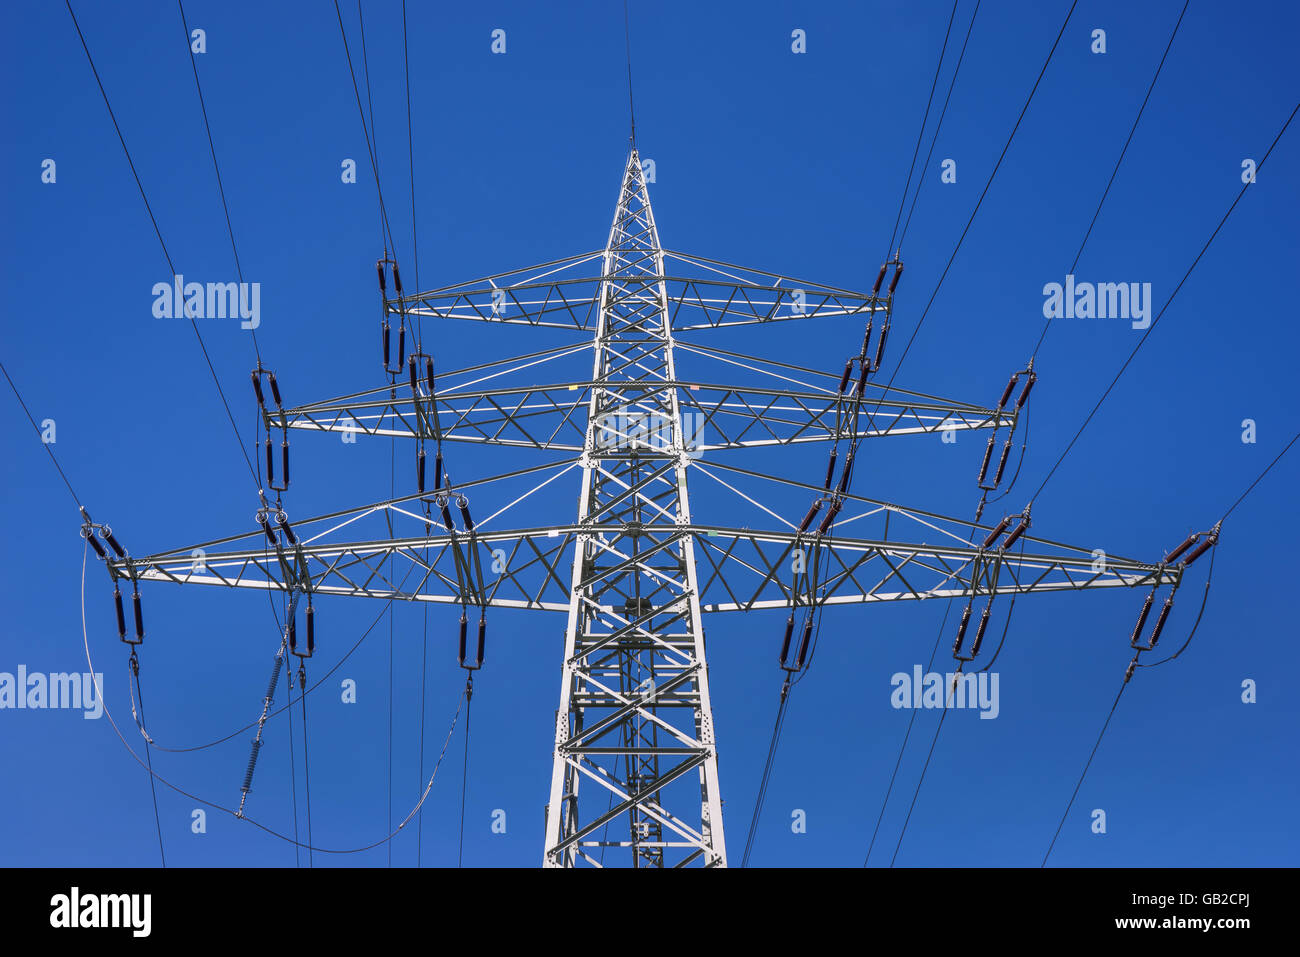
top-left (543, 151), bottom-right (725, 867)
top-left (96, 147), bottom-right (1187, 868)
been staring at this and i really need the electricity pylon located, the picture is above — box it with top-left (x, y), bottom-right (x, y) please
top-left (97, 148), bottom-right (1183, 867)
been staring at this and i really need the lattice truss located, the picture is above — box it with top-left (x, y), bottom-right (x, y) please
top-left (101, 151), bottom-right (1179, 868)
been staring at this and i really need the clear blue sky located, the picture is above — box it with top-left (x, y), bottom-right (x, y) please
top-left (1, 0), bottom-right (1296, 867)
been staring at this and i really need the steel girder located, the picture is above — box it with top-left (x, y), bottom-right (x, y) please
top-left (383, 249), bottom-right (884, 333)
top-left (264, 376), bottom-right (1016, 452)
top-left (109, 506), bottom-right (1180, 615)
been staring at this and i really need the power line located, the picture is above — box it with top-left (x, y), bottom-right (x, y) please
top-left (402, 0), bottom-right (421, 326)
top-left (58, 2), bottom-right (1285, 866)
top-left (175, 2), bottom-right (309, 865)
top-left (739, 519), bottom-right (840, 866)
top-left (286, 665), bottom-right (301, 867)
top-left (388, 444), bottom-right (394, 869)
top-left (65, 0), bottom-right (262, 494)
top-left (852, 8), bottom-right (1057, 846)
top-left (623, 0), bottom-right (636, 146)
top-left (1040, 500), bottom-right (1229, 859)
top-left (870, 0), bottom-right (1079, 403)
top-left (65, 2), bottom-right (176, 273)
top-left (887, 6), bottom-right (1289, 868)
top-left (863, 600), bottom-right (951, 866)
top-left (333, 0), bottom-right (397, 255)
top-left (897, 0), bottom-right (982, 254)
top-left (117, 586), bottom-right (405, 754)
top-left (1029, 100), bottom-right (1300, 502)
top-left (175, 0), bottom-right (264, 368)
top-left (82, 542), bottom-right (470, 854)
top-left (417, 603), bottom-right (428, 866)
top-left (11, 326), bottom-right (161, 870)
top-left (956, 0), bottom-right (1180, 514)
top-left (300, 672), bottom-right (314, 866)
top-left (1040, 671), bottom-right (1126, 866)
top-left (400, 1), bottom-right (430, 864)
top-left (743, 2), bottom-right (973, 866)
top-left (1040, 433), bottom-right (1297, 867)
top-left (330, 5), bottom-right (482, 854)
top-left (129, 661), bottom-right (167, 866)
top-left (889, 688), bottom-right (950, 866)
top-left (1, 359), bottom-right (84, 509)
top-left (459, 680), bottom-right (473, 867)
top-left (740, 681), bottom-right (792, 867)
top-left (350, 0), bottom-right (400, 868)
top-left (870, 522), bottom-right (1028, 865)
top-left (1031, 0), bottom-right (1190, 359)
top-left (734, 0), bottom-right (968, 839)
top-left (1220, 429), bottom-right (1300, 523)
top-left (886, 587), bottom-right (1028, 866)
top-left (357, 0), bottom-right (388, 255)
top-left (883, 0), bottom-right (960, 262)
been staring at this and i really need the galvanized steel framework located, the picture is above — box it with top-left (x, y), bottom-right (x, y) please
top-left (103, 149), bottom-right (1181, 867)
top-left (544, 152), bottom-right (724, 867)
